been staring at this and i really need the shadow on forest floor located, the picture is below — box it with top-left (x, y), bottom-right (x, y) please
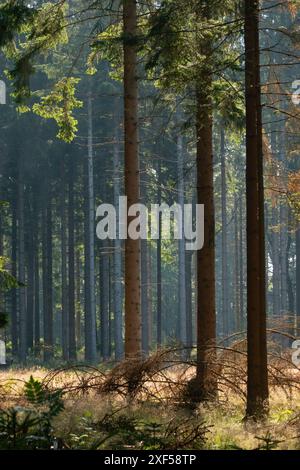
top-left (0, 339), bottom-right (300, 450)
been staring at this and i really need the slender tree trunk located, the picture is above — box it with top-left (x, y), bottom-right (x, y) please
top-left (296, 227), bottom-right (300, 328)
top-left (141, 238), bottom-right (149, 355)
top-left (75, 242), bottom-right (81, 349)
top-left (0, 209), bottom-right (3, 327)
top-left (26, 215), bottom-right (34, 352)
top-left (68, 155), bottom-right (77, 361)
top-left (280, 204), bottom-right (288, 315)
top-left (61, 159), bottom-right (69, 361)
top-left (245, 0), bottom-right (269, 419)
top-left (84, 92), bottom-right (97, 362)
top-left (185, 251), bottom-right (193, 355)
top-left (234, 196), bottom-right (241, 332)
top-left (100, 247), bottom-right (110, 360)
top-left (141, 154), bottom-right (149, 355)
top-left (279, 114), bottom-right (288, 316)
top-left (271, 206), bottom-right (280, 316)
top-left (177, 127), bottom-right (187, 350)
top-left (108, 255), bottom-right (113, 358)
top-left (0, 212), bottom-right (2, 258)
top-left (239, 194), bottom-right (245, 328)
top-left (17, 163), bottom-right (26, 363)
top-left (287, 208), bottom-right (293, 319)
top-left (113, 107), bottom-right (124, 359)
top-left (156, 159), bottom-right (162, 348)
top-left (147, 241), bottom-right (153, 348)
top-left (11, 197), bottom-right (18, 356)
top-left (220, 126), bottom-right (229, 337)
top-left (123, 0), bottom-right (141, 358)
top-left (43, 190), bottom-right (53, 361)
top-left (286, 232), bottom-right (294, 315)
top-left (269, 132), bottom-right (280, 318)
top-left (42, 199), bottom-right (47, 359)
top-left (34, 227), bottom-right (40, 353)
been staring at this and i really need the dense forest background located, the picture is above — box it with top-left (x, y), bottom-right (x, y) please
top-left (0, 0), bottom-right (300, 437)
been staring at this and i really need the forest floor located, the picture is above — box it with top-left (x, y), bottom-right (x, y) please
top-left (1, 352), bottom-right (300, 450)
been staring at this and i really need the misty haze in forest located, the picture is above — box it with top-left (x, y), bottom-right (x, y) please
top-left (0, 0), bottom-right (299, 451)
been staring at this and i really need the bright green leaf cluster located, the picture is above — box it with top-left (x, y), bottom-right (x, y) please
top-left (33, 77), bottom-right (82, 142)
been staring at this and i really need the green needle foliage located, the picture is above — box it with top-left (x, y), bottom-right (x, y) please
top-left (0, 376), bottom-right (64, 449)
top-left (33, 77), bottom-right (82, 142)
top-left (0, 256), bottom-right (22, 292)
top-left (1, 0), bottom-right (80, 139)
top-left (0, 0), bottom-right (37, 48)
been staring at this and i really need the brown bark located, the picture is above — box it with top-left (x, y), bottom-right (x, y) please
top-left (244, 0), bottom-right (269, 419)
top-left (123, 0), bottom-right (141, 358)
top-left (195, 78), bottom-right (216, 400)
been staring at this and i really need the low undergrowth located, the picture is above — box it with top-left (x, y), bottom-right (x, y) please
top-left (0, 345), bottom-right (300, 450)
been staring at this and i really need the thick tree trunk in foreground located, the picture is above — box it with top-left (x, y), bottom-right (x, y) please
top-left (191, 2), bottom-right (217, 401)
top-left (245, 0), bottom-right (269, 419)
top-left (195, 79), bottom-right (216, 399)
top-left (123, 0), bottom-right (141, 358)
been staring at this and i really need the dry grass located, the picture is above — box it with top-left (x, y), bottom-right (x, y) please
top-left (1, 346), bottom-right (300, 449)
